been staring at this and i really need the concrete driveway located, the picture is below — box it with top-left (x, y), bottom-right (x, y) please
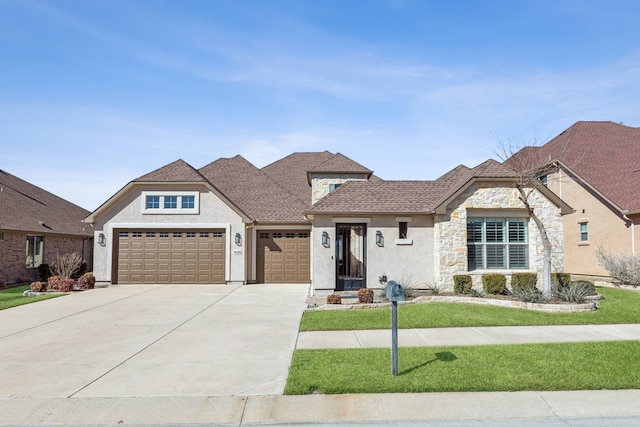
top-left (0, 284), bottom-right (308, 398)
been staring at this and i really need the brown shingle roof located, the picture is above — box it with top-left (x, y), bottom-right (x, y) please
top-left (261, 151), bottom-right (335, 203)
top-left (0, 170), bottom-right (91, 236)
top-left (134, 159), bottom-right (207, 182)
top-left (309, 152), bottom-right (373, 174)
top-left (519, 121), bottom-right (640, 212)
top-left (199, 155), bottom-right (309, 223)
top-left (307, 180), bottom-right (451, 215)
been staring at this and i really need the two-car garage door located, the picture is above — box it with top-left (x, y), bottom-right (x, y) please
top-left (116, 230), bottom-right (226, 284)
top-left (115, 228), bottom-right (310, 284)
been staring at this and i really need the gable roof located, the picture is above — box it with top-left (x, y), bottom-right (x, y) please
top-left (261, 151), bottom-right (335, 203)
top-left (85, 159), bottom-right (251, 224)
top-left (134, 159), bottom-right (207, 183)
top-left (517, 121), bottom-right (640, 213)
top-left (199, 155), bottom-right (309, 223)
top-left (307, 158), bottom-right (571, 216)
top-left (0, 170), bottom-right (91, 236)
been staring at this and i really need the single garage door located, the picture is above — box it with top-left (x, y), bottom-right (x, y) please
top-left (257, 230), bottom-right (310, 283)
top-left (116, 230), bottom-right (226, 284)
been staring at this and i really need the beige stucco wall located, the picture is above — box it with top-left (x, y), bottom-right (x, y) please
top-left (90, 184), bottom-right (247, 284)
top-left (546, 169), bottom-right (636, 276)
top-left (309, 214), bottom-right (435, 292)
top-left (434, 182), bottom-right (564, 291)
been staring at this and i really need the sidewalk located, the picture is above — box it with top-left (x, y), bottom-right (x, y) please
top-left (2, 390), bottom-right (640, 425)
top-left (297, 323), bottom-right (640, 349)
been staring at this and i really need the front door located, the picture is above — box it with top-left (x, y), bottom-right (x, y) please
top-left (335, 224), bottom-right (366, 290)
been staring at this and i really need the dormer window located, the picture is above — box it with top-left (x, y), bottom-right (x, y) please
top-left (329, 183), bottom-right (342, 192)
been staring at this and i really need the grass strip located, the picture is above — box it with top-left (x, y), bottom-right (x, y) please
top-left (300, 287), bottom-right (640, 331)
top-left (285, 340), bottom-right (640, 394)
top-left (0, 285), bottom-right (65, 310)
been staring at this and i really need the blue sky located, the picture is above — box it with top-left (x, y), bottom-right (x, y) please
top-left (2, 0), bottom-right (640, 211)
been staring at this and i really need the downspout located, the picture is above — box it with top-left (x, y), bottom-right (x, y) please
top-left (623, 214), bottom-right (635, 256)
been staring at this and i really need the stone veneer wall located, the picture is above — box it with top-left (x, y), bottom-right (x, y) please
top-left (433, 183), bottom-right (564, 291)
top-left (310, 174), bottom-right (369, 204)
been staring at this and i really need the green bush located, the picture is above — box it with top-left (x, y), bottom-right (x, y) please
top-left (511, 273), bottom-right (538, 292)
top-left (571, 280), bottom-right (596, 296)
top-left (482, 273), bottom-right (507, 295)
top-left (453, 275), bottom-right (472, 294)
top-left (554, 281), bottom-right (591, 304)
top-left (513, 287), bottom-right (547, 303)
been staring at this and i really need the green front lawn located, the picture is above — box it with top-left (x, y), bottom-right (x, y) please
top-left (300, 287), bottom-right (640, 331)
top-left (0, 285), bottom-right (65, 310)
top-left (285, 340), bottom-right (640, 394)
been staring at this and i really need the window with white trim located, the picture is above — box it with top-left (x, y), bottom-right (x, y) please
top-left (25, 235), bottom-right (44, 268)
top-left (142, 191), bottom-right (199, 214)
top-left (579, 222), bottom-right (588, 242)
top-left (467, 218), bottom-right (529, 270)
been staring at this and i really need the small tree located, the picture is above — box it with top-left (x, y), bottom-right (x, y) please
top-left (497, 138), bottom-right (566, 297)
top-left (50, 252), bottom-right (84, 279)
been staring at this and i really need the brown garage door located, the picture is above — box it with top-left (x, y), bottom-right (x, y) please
top-left (116, 230), bottom-right (225, 284)
top-left (257, 230), bottom-right (310, 283)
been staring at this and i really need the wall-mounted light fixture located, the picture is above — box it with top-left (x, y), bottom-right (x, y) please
top-left (98, 233), bottom-right (106, 246)
top-left (235, 232), bottom-right (242, 246)
top-left (376, 230), bottom-right (384, 247)
top-left (321, 231), bottom-right (330, 248)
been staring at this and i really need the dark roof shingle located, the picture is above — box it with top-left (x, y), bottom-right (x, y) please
top-left (0, 170), bottom-right (91, 236)
top-left (134, 159), bottom-right (207, 183)
top-left (199, 156), bottom-right (309, 223)
top-left (519, 121), bottom-right (640, 212)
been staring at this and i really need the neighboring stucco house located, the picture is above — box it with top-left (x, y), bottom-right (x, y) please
top-left (516, 121), bottom-right (640, 277)
top-left (85, 152), bottom-right (570, 292)
top-left (0, 170), bottom-right (93, 286)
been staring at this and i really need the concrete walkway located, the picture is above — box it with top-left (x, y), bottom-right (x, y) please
top-left (1, 285), bottom-right (640, 426)
top-left (0, 284), bottom-right (308, 398)
top-left (297, 323), bottom-right (640, 349)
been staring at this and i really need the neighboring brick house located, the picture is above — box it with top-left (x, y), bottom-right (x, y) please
top-left (0, 170), bottom-right (93, 286)
top-left (516, 121), bottom-right (640, 277)
top-left (86, 151), bottom-right (570, 292)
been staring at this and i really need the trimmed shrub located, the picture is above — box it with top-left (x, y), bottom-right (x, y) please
top-left (57, 278), bottom-right (74, 292)
top-left (514, 287), bottom-right (547, 303)
top-left (554, 281), bottom-right (591, 304)
top-left (482, 273), bottom-right (507, 295)
top-left (453, 275), bottom-right (473, 294)
top-left (77, 273), bottom-right (96, 290)
top-left (327, 294), bottom-right (342, 304)
top-left (571, 280), bottom-right (596, 296)
top-left (511, 273), bottom-right (538, 292)
top-left (30, 281), bottom-right (46, 292)
top-left (47, 276), bottom-right (61, 291)
top-left (357, 288), bottom-right (374, 304)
